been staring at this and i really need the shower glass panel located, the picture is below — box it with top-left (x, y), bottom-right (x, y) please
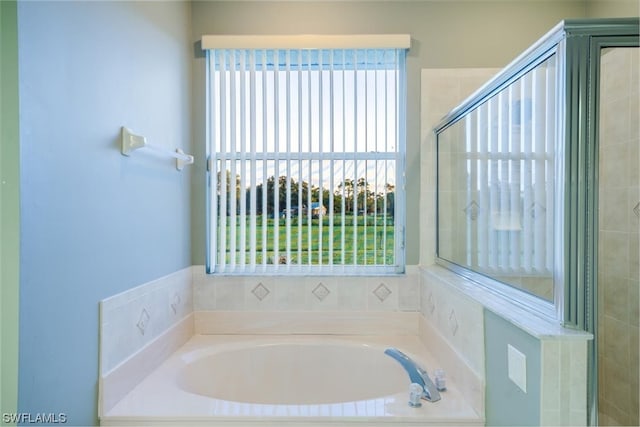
top-left (434, 18), bottom-right (639, 427)
top-left (437, 54), bottom-right (557, 303)
top-left (597, 46), bottom-right (639, 427)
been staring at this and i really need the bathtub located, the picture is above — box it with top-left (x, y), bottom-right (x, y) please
top-left (100, 335), bottom-right (482, 426)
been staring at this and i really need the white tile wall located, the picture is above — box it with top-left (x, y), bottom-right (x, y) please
top-left (540, 339), bottom-right (588, 425)
top-left (100, 315), bottom-right (193, 415)
top-left (192, 265), bottom-right (420, 313)
top-left (419, 268), bottom-right (485, 380)
top-left (598, 46), bottom-right (640, 427)
top-left (194, 311), bottom-right (420, 335)
top-left (99, 267), bottom-right (193, 375)
top-left (418, 313), bottom-right (485, 418)
top-left (420, 68), bottom-right (500, 267)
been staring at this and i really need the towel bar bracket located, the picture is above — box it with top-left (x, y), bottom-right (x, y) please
top-left (121, 127), bottom-right (194, 171)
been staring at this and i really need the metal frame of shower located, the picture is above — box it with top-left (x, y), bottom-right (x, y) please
top-left (433, 18), bottom-right (639, 426)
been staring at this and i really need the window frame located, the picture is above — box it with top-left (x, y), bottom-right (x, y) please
top-left (203, 38), bottom-right (408, 276)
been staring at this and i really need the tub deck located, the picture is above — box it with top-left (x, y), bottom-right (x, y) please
top-left (100, 335), bottom-right (483, 426)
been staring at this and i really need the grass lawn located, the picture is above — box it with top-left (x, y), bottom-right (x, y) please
top-left (217, 214), bottom-right (396, 265)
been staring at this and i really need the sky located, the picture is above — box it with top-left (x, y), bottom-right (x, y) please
top-left (209, 66), bottom-right (402, 194)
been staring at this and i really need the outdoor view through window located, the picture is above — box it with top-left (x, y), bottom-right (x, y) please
top-left (206, 48), bottom-right (406, 274)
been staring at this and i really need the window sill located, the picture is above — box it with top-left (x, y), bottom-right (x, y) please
top-left (205, 266), bottom-right (408, 276)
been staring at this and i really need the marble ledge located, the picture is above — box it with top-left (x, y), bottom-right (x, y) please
top-left (420, 265), bottom-right (593, 342)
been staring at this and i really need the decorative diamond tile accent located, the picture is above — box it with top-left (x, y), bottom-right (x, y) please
top-left (634, 201), bottom-right (640, 218)
top-left (427, 292), bottom-right (436, 315)
top-left (170, 293), bottom-right (181, 315)
top-left (448, 309), bottom-right (459, 336)
top-left (373, 283), bottom-right (392, 302)
top-left (136, 308), bottom-right (150, 335)
top-left (529, 202), bottom-right (546, 220)
top-left (312, 282), bottom-right (330, 301)
top-left (252, 282), bottom-right (271, 301)
top-left (464, 200), bottom-right (480, 220)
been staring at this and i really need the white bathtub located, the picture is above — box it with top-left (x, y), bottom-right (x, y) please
top-left (101, 335), bottom-right (482, 426)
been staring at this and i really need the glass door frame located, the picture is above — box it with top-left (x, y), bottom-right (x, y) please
top-left (583, 34), bottom-right (639, 427)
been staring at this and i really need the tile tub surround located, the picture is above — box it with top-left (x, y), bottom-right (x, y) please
top-left (98, 265), bottom-right (485, 424)
top-left (101, 261), bottom-right (588, 425)
top-left (192, 265), bottom-right (421, 313)
top-left (421, 265), bottom-right (592, 425)
top-left (194, 311), bottom-right (420, 336)
top-left (419, 268), bottom-right (485, 417)
top-left (98, 264), bottom-right (592, 425)
top-left (99, 267), bottom-right (194, 414)
top-left (100, 334), bottom-right (483, 426)
top-left (100, 315), bottom-right (194, 416)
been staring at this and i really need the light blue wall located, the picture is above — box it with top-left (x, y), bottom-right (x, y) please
top-left (17, 1), bottom-right (192, 424)
top-left (485, 309), bottom-right (541, 426)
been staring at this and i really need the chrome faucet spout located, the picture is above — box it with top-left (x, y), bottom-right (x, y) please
top-left (384, 348), bottom-right (441, 402)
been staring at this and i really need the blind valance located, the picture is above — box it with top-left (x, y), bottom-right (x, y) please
top-left (201, 34), bottom-right (411, 50)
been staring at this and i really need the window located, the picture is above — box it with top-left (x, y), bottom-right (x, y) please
top-left (204, 36), bottom-right (408, 274)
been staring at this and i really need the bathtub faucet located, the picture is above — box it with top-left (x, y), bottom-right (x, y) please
top-left (384, 348), bottom-right (441, 403)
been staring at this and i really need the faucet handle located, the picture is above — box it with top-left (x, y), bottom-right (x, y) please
top-left (409, 383), bottom-right (423, 407)
top-left (434, 368), bottom-right (447, 391)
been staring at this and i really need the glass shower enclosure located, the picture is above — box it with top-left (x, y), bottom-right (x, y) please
top-left (433, 18), bottom-right (639, 426)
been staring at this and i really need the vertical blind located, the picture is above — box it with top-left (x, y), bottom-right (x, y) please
top-left (205, 41), bottom-right (407, 274)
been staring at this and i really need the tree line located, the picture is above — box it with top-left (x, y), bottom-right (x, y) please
top-left (216, 171), bottom-right (395, 217)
